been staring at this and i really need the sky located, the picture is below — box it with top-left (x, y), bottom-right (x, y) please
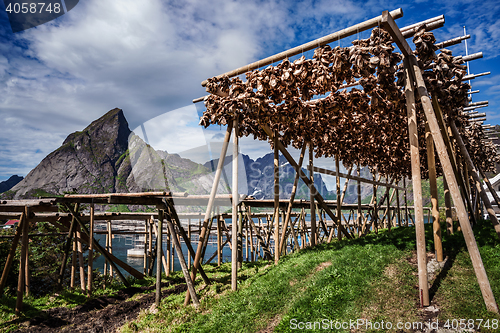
top-left (1, 0), bottom-right (500, 184)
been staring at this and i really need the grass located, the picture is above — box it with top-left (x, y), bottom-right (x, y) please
top-left (1, 219), bottom-right (500, 332)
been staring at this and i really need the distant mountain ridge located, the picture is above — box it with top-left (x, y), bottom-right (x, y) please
top-left (0, 175), bottom-right (23, 193)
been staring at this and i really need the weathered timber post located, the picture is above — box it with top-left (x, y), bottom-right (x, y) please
top-left (408, 54), bottom-right (498, 313)
top-left (336, 155), bottom-right (342, 240)
top-left (106, 219), bottom-right (113, 280)
top-left (143, 219), bottom-right (148, 275)
top-left (16, 207), bottom-right (29, 315)
top-left (165, 216), bottom-right (200, 308)
top-left (156, 210), bottom-right (163, 308)
top-left (166, 223), bottom-right (171, 275)
top-left (403, 178), bottom-right (409, 227)
top-left (185, 122), bottom-right (232, 305)
top-left (71, 232), bottom-right (77, 289)
top-left (357, 165), bottom-right (362, 236)
top-left (76, 226), bottom-right (86, 292)
top-left (403, 58), bottom-right (430, 307)
top-left (217, 210), bottom-right (222, 266)
top-left (232, 118), bottom-right (239, 289)
top-left (279, 143), bottom-right (307, 255)
top-left (87, 204), bottom-right (94, 296)
top-left (426, 123), bottom-right (443, 262)
top-left (57, 203), bottom-right (78, 290)
top-left (309, 143), bottom-right (317, 246)
top-left (188, 221), bottom-right (192, 269)
top-left (396, 186), bottom-right (402, 227)
top-left (274, 132), bottom-right (281, 262)
top-left (443, 178), bottom-right (453, 234)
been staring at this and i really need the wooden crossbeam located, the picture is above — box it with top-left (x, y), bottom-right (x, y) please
top-left (313, 167), bottom-right (404, 190)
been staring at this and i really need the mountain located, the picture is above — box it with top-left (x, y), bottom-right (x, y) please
top-left (4, 108), bottom-right (217, 199)
top-left (0, 175), bottom-right (23, 193)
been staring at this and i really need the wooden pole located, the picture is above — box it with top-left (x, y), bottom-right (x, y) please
top-left (76, 226), bottom-right (86, 292)
top-left (106, 220), bottom-right (113, 279)
top-left (0, 212), bottom-right (25, 295)
top-left (396, 186), bottom-right (402, 227)
top-left (408, 55), bottom-right (498, 313)
top-left (404, 178), bottom-right (409, 227)
top-left (166, 223), bottom-right (171, 276)
top-left (188, 221), bottom-right (192, 269)
top-left (156, 210), bottom-right (163, 308)
top-left (149, 221), bottom-right (153, 275)
top-left (163, 199), bottom-right (210, 284)
top-left (217, 209), bottom-right (222, 266)
top-left (357, 166), bottom-right (362, 236)
top-left (450, 121), bottom-right (500, 238)
top-left (200, 8), bottom-right (403, 87)
top-left (426, 123), bottom-right (443, 262)
top-left (279, 143), bottom-right (306, 256)
top-left (185, 122), bottom-right (233, 305)
top-left (57, 203), bottom-right (79, 290)
top-left (478, 165), bottom-right (500, 209)
top-left (444, 177), bottom-right (453, 234)
top-left (64, 203), bottom-right (132, 286)
top-left (15, 208), bottom-right (28, 315)
top-left (165, 216), bottom-right (200, 308)
top-left (144, 219), bottom-right (148, 274)
top-left (336, 155), bottom-right (342, 241)
top-left (232, 118), bottom-right (239, 290)
top-left (87, 204), bottom-right (94, 296)
top-left (71, 232), bottom-right (76, 289)
top-left (372, 173), bottom-right (378, 233)
top-left (309, 143), bottom-right (317, 246)
top-left (404, 58), bottom-right (430, 307)
top-left (152, 220), bottom-right (169, 274)
top-left (274, 131), bottom-right (281, 262)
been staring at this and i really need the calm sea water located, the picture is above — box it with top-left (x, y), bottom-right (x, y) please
top-left (93, 213), bottom-right (429, 277)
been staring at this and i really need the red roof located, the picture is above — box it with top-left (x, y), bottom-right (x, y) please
top-left (5, 220), bottom-right (19, 225)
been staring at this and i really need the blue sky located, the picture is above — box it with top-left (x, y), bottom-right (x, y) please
top-left (0, 0), bottom-right (499, 182)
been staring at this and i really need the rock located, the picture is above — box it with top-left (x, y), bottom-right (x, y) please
top-left (4, 108), bottom-right (216, 200)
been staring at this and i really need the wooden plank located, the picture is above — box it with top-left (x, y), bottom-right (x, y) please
top-left (403, 58), bottom-right (430, 307)
top-left (381, 10), bottom-right (413, 57)
top-left (408, 55), bottom-right (498, 313)
top-left (313, 167), bottom-right (404, 190)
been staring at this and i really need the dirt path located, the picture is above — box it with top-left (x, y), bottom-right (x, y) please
top-left (12, 281), bottom-right (187, 333)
